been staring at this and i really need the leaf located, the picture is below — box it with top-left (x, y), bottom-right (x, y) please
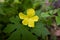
top-left (3, 24), bottom-right (17, 33)
top-left (53, 9), bottom-right (58, 14)
top-left (10, 16), bottom-right (20, 24)
top-left (31, 21), bottom-right (50, 37)
top-left (36, 9), bottom-right (41, 18)
top-left (46, 18), bottom-right (52, 25)
top-left (57, 9), bottom-right (60, 16)
top-left (21, 0), bottom-right (33, 10)
top-left (32, 0), bottom-right (40, 8)
top-left (41, 12), bottom-right (50, 18)
top-left (7, 29), bottom-right (21, 40)
top-left (31, 22), bottom-right (43, 36)
top-left (14, 0), bottom-right (20, 3)
top-left (22, 29), bottom-right (37, 40)
top-left (0, 8), bottom-right (5, 15)
top-left (6, 23), bottom-right (37, 40)
top-left (41, 27), bottom-right (50, 39)
top-left (49, 9), bottom-right (58, 15)
top-left (56, 16), bottom-right (60, 25)
top-left (49, 10), bottom-right (53, 15)
top-left (5, 22), bottom-right (22, 40)
top-left (3, 20), bottom-right (22, 33)
top-left (2, 6), bottom-right (18, 17)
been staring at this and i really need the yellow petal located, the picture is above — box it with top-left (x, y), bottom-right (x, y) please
top-left (22, 18), bottom-right (28, 25)
top-left (28, 19), bottom-right (34, 27)
top-left (19, 12), bottom-right (27, 19)
top-left (27, 8), bottom-right (35, 17)
top-left (31, 16), bottom-right (39, 22)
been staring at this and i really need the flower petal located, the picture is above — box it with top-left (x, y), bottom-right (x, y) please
top-left (27, 8), bottom-right (35, 17)
top-left (22, 18), bottom-right (28, 25)
top-left (19, 12), bottom-right (27, 19)
top-left (28, 19), bottom-right (34, 27)
top-left (31, 16), bottom-right (39, 22)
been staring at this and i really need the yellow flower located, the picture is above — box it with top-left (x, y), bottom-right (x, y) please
top-left (19, 8), bottom-right (39, 27)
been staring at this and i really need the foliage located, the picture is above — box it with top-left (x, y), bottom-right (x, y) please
top-left (0, 0), bottom-right (59, 40)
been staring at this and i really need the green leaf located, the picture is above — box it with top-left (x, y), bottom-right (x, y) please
top-left (3, 24), bottom-right (17, 33)
top-left (32, 0), bottom-right (40, 9)
top-left (7, 24), bottom-right (37, 40)
top-left (49, 10), bottom-right (53, 15)
top-left (49, 9), bottom-right (58, 15)
top-left (2, 6), bottom-right (18, 17)
top-left (36, 9), bottom-right (41, 18)
top-left (31, 22), bottom-right (43, 36)
top-left (7, 29), bottom-right (21, 40)
top-left (22, 29), bottom-right (37, 40)
top-left (21, 0), bottom-right (33, 10)
top-left (41, 27), bottom-right (50, 39)
top-left (14, 0), bottom-right (20, 3)
top-left (56, 16), bottom-right (60, 25)
top-left (46, 18), bottom-right (52, 25)
top-left (4, 22), bottom-right (22, 40)
top-left (0, 8), bottom-right (5, 15)
top-left (53, 9), bottom-right (58, 14)
top-left (58, 9), bottom-right (60, 16)
top-left (3, 15), bottom-right (23, 39)
top-left (3, 22), bottom-right (22, 33)
top-left (10, 16), bottom-right (20, 24)
top-left (41, 12), bottom-right (50, 18)
top-left (31, 21), bottom-right (50, 37)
